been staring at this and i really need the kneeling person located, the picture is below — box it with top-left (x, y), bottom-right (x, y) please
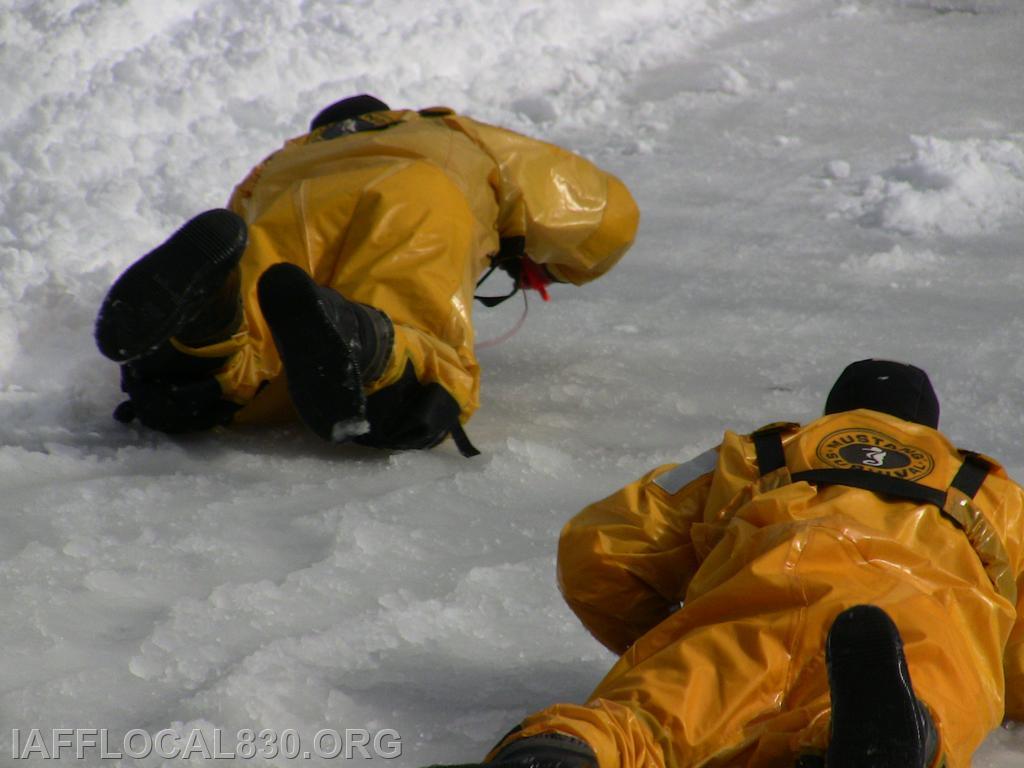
top-left (96, 95), bottom-right (639, 453)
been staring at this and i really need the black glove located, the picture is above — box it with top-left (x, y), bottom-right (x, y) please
top-left (113, 345), bottom-right (240, 434)
top-left (355, 362), bottom-right (478, 455)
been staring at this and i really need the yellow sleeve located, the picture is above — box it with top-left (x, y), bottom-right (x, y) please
top-left (1005, 585), bottom-right (1024, 720)
top-left (1002, 486), bottom-right (1024, 721)
top-left (452, 117), bottom-right (639, 285)
top-left (557, 455), bottom-right (714, 655)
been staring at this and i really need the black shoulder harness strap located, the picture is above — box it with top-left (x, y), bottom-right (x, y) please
top-left (948, 451), bottom-right (989, 498)
top-left (752, 426), bottom-right (990, 511)
top-left (752, 428), bottom-right (788, 475)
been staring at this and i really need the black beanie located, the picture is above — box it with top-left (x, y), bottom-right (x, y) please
top-left (309, 94), bottom-right (391, 132)
top-left (824, 359), bottom-right (940, 428)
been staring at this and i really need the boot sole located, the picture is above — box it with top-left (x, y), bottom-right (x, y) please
top-left (826, 605), bottom-right (927, 768)
top-left (257, 263), bottom-right (367, 442)
top-left (95, 209), bottom-right (247, 362)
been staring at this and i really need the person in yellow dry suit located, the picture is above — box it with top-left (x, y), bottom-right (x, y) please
top-left (94, 95), bottom-right (638, 454)
top-left (459, 360), bottom-right (1024, 768)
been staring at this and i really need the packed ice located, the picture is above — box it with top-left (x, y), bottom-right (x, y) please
top-left (2, 0), bottom-right (1023, 765)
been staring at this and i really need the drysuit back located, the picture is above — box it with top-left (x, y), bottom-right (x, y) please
top-left (177, 107), bottom-right (639, 427)
top-left (505, 409), bottom-right (1024, 768)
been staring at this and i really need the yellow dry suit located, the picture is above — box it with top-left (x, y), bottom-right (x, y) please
top-left (500, 409), bottom-right (1024, 768)
top-left (177, 107), bottom-right (639, 430)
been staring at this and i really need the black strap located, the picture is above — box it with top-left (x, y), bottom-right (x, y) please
top-left (753, 428), bottom-right (787, 476)
top-left (790, 468), bottom-right (948, 508)
top-left (790, 455), bottom-right (989, 508)
top-left (474, 263), bottom-right (518, 307)
top-left (474, 236), bottom-right (527, 307)
top-left (949, 452), bottom-right (989, 499)
top-left (450, 423), bottom-right (481, 458)
top-left (751, 428), bottom-right (989, 508)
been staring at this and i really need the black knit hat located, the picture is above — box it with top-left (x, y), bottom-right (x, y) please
top-left (824, 359), bottom-right (940, 428)
top-left (309, 94), bottom-right (391, 132)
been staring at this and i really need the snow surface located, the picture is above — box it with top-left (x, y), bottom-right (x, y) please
top-left (2, 0), bottom-right (1024, 765)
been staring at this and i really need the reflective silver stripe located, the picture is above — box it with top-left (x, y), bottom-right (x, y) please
top-left (653, 447), bottom-right (718, 494)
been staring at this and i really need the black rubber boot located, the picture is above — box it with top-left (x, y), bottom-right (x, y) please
top-left (825, 605), bottom-right (939, 768)
top-left (256, 262), bottom-right (393, 443)
top-left (95, 209), bottom-right (247, 362)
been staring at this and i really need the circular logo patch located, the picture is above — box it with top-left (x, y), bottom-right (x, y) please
top-left (816, 428), bottom-right (934, 480)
